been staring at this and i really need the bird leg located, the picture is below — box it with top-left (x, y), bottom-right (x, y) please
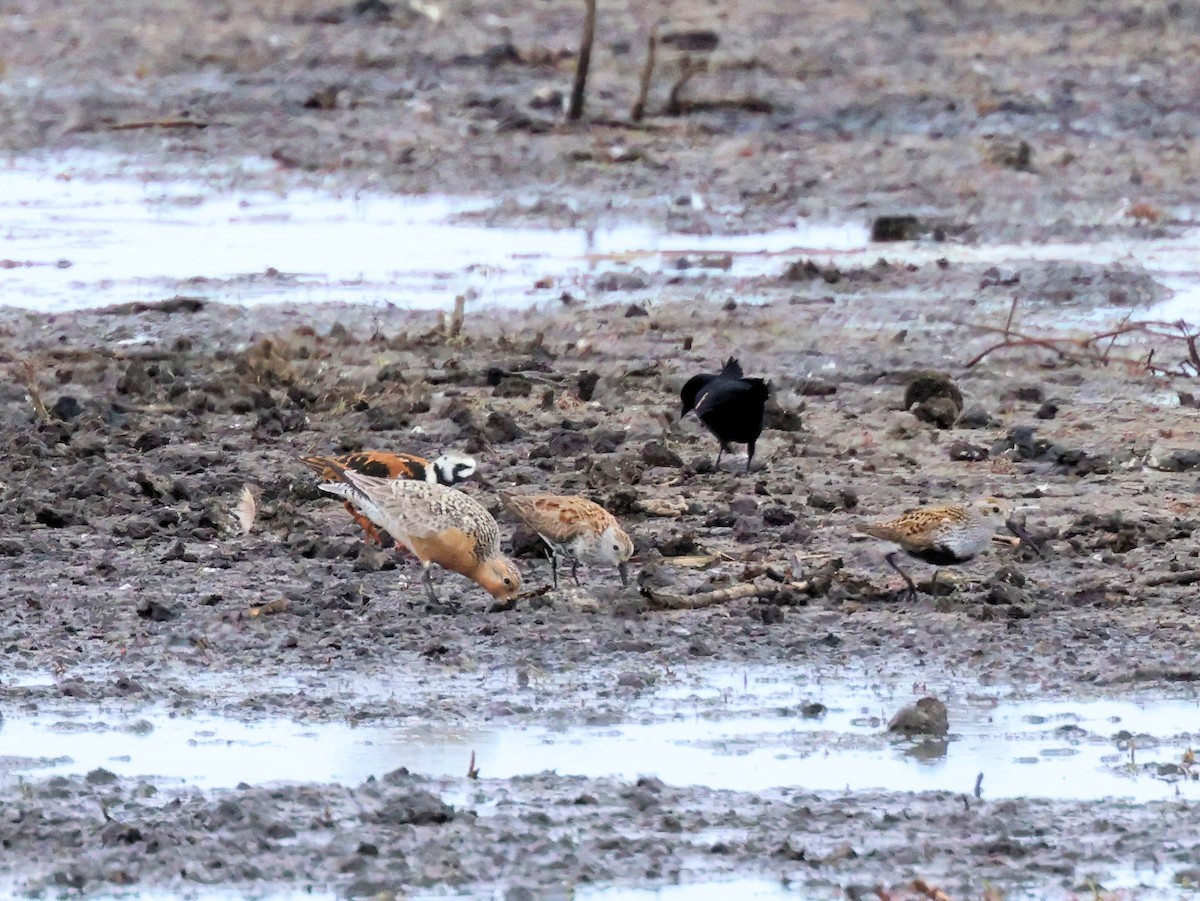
top-left (347, 503), bottom-right (383, 545)
top-left (550, 551), bottom-right (560, 590)
top-left (570, 556), bottom-right (581, 586)
top-left (715, 445), bottom-right (724, 470)
top-left (885, 552), bottom-right (919, 603)
top-left (930, 567), bottom-right (940, 597)
top-left (1006, 516), bottom-right (1044, 557)
top-left (746, 439), bottom-right (756, 473)
top-left (421, 563), bottom-right (440, 603)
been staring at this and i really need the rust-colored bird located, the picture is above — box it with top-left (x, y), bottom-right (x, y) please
top-left (501, 491), bottom-right (633, 589)
top-left (301, 450), bottom-right (476, 547)
top-left (318, 461), bottom-right (520, 604)
top-left (856, 496), bottom-right (1029, 601)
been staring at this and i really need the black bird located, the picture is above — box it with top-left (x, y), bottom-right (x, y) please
top-left (680, 357), bottom-right (769, 472)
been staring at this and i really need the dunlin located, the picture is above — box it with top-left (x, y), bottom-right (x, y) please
top-left (680, 357), bottom-right (769, 472)
top-left (318, 462), bottom-right (520, 603)
top-left (501, 491), bottom-right (633, 589)
top-left (302, 450), bottom-right (476, 546)
top-left (856, 496), bottom-right (1027, 601)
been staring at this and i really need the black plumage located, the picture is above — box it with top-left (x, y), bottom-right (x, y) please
top-left (680, 357), bottom-right (769, 472)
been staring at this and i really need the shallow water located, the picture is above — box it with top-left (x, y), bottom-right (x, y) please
top-left (5, 667), bottom-right (1198, 803)
top-left (0, 153), bottom-right (862, 312)
top-left (4, 153), bottom-right (1200, 323)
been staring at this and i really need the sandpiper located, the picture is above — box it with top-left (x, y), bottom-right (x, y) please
top-left (302, 450), bottom-right (476, 547)
top-left (857, 496), bottom-right (1029, 601)
top-left (318, 462), bottom-right (520, 604)
top-left (500, 491), bottom-right (633, 589)
top-left (680, 357), bottom-right (769, 472)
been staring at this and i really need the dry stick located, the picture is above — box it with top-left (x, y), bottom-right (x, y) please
top-left (1146, 570), bottom-right (1200, 587)
top-left (631, 27), bottom-right (658, 122)
top-left (962, 336), bottom-right (1083, 369)
top-left (448, 294), bottom-right (466, 338)
top-left (20, 360), bottom-right (49, 420)
top-left (107, 119), bottom-right (209, 131)
top-left (665, 55), bottom-right (698, 116)
top-left (567, 0), bottom-right (597, 121)
top-left (645, 581), bottom-right (769, 610)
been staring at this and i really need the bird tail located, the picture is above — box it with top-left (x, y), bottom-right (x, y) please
top-left (856, 522), bottom-right (899, 541)
top-left (720, 357), bottom-right (744, 378)
top-left (299, 454), bottom-right (349, 481)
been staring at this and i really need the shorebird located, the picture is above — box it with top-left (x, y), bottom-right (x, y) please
top-left (680, 357), bottom-right (769, 472)
top-left (301, 450), bottom-right (476, 547)
top-left (318, 461), bottom-right (520, 604)
top-left (856, 496), bottom-right (1030, 601)
top-left (500, 491), bottom-right (633, 589)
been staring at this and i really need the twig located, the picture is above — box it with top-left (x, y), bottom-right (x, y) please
top-left (1002, 294), bottom-right (1018, 338)
top-left (631, 27), bottom-right (658, 122)
top-left (1146, 570), bottom-right (1200, 587)
top-left (567, 0), bottom-right (597, 120)
top-left (107, 119), bottom-right (209, 131)
top-left (962, 336), bottom-right (1082, 369)
top-left (644, 581), bottom-right (768, 609)
top-left (665, 55), bottom-right (698, 116)
top-left (20, 359), bottom-right (49, 420)
top-left (448, 294), bottom-right (466, 339)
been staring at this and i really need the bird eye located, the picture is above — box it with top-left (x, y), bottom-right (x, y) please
top-left (992, 505), bottom-right (1002, 514)
top-left (503, 577), bottom-right (513, 587)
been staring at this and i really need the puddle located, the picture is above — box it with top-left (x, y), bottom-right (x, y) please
top-left (3, 668), bottom-right (1199, 803)
top-left (6, 152), bottom-right (1200, 322)
top-left (0, 153), bottom-right (863, 313)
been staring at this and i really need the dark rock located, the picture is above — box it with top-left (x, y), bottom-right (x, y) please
top-left (35, 505), bottom-right (78, 528)
top-left (641, 441), bottom-right (683, 468)
top-left (484, 411), bottom-right (524, 443)
top-left (807, 490), bottom-right (837, 511)
top-left (136, 599), bottom-right (178, 622)
top-left (1035, 401), bottom-right (1059, 420)
top-left (979, 266), bottom-right (1020, 288)
top-left (493, 375), bottom-right (532, 397)
top-left (1002, 384), bottom-right (1045, 403)
top-left (733, 515), bottom-right (764, 541)
top-left (658, 532), bottom-right (700, 556)
top-left (577, 371), bottom-right (600, 401)
top-left (839, 489), bottom-right (859, 510)
top-left (729, 497), bottom-right (759, 515)
top-left (762, 505), bottom-right (796, 526)
top-left (912, 396), bottom-right (961, 429)
top-left (623, 303), bottom-right (649, 317)
top-left (798, 379), bottom-right (837, 396)
top-left (993, 426), bottom-right (1047, 461)
top-left (50, 395), bottom-right (84, 421)
top-left (871, 215), bottom-right (920, 242)
top-left (904, 371), bottom-right (964, 411)
top-left (375, 791), bottom-right (455, 825)
top-left (760, 604), bottom-right (785, 625)
top-left (801, 702), bottom-right (827, 718)
top-left (956, 405), bottom-right (995, 429)
top-left (948, 439), bottom-right (989, 462)
top-left (86, 768), bottom-right (119, 785)
top-left (764, 400), bottom-right (803, 432)
top-left (595, 270), bottom-right (649, 292)
top-left (888, 697), bottom-right (949, 737)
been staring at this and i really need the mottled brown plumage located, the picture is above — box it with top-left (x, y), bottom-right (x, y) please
top-left (301, 450), bottom-right (475, 547)
top-left (857, 496), bottom-right (1015, 600)
top-left (318, 462), bottom-right (519, 603)
top-left (501, 492), bottom-right (633, 588)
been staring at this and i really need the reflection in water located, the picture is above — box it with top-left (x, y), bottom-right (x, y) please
top-left (0, 153), bottom-right (865, 313)
top-left (3, 667), bottom-right (1200, 803)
